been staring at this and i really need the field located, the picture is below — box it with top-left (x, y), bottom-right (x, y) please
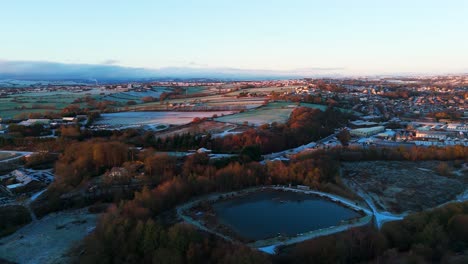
top-left (0, 152), bottom-right (17, 161)
top-left (112, 86), bottom-right (349, 115)
top-left (300, 102), bottom-right (360, 115)
top-left (0, 96), bottom-right (63, 119)
top-left (184, 86), bottom-right (211, 95)
top-left (0, 208), bottom-right (98, 264)
top-left (215, 102), bottom-right (296, 126)
top-left (0, 80), bottom-right (86, 88)
top-left (154, 120), bottom-right (242, 139)
top-left (299, 103), bottom-right (328, 111)
top-left (93, 111), bottom-right (236, 129)
top-left (0, 84), bottom-right (358, 124)
top-left (117, 85), bottom-right (285, 112)
top-left (125, 93), bottom-right (266, 112)
top-left (342, 161), bottom-right (468, 214)
top-left (0, 84), bottom-right (265, 119)
top-left (0, 86), bottom-right (171, 119)
top-left (0, 88), bottom-right (104, 118)
top-left (0, 151), bottom-right (28, 162)
top-left (100, 86), bottom-right (170, 103)
top-left (224, 86), bottom-right (297, 96)
top-left (202, 99), bottom-right (264, 109)
top-left (213, 100), bottom-right (358, 126)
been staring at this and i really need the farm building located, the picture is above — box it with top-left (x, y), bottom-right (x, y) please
top-left (349, 120), bottom-right (379, 128)
top-left (196, 148), bottom-right (212, 154)
top-left (62, 117), bottom-right (76, 122)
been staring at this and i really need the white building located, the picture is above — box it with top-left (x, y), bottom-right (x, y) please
top-left (350, 126), bottom-right (385, 137)
top-left (415, 131), bottom-right (449, 140)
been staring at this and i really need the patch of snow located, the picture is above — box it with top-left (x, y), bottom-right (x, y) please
top-left (0, 208), bottom-right (98, 264)
top-left (456, 190), bottom-right (468, 202)
top-left (417, 167), bottom-right (432, 172)
top-left (355, 189), bottom-right (405, 229)
top-left (30, 189), bottom-right (46, 201)
top-left (258, 245), bottom-right (277, 254)
top-left (212, 127), bottom-right (242, 138)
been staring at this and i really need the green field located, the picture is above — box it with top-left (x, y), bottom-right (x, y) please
top-left (300, 102), bottom-right (361, 116)
top-left (185, 86), bottom-right (208, 95)
top-left (225, 86), bottom-right (296, 96)
top-left (215, 102), bottom-right (296, 126)
top-left (214, 101), bottom-right (359, 126)
top-left (299, 103), bottom-right (328, 111)
top-left (0, 85), bottom-right (360, 120)
top-left (0, 86), bottom-right (171, 119)
top-left (0, 91), bottom-right (96, 119)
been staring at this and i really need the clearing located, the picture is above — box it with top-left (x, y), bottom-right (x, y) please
top-left (342, 161), bottom-right (467, 214)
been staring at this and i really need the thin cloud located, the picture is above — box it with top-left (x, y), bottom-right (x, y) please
top-left (187, 61), bottom-right (209, 67)
top-left (101, 59), bottom-right (120, 65)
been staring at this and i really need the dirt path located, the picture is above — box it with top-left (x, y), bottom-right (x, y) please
top-left (355, 188), bottom-right (405, 229)
top-left (345, 178), bottom-right (406, 229)
top-left (24, 189), bottom-right (47, 221)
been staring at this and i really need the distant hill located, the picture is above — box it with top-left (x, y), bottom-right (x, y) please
top-left (0, 60), bottom-right (344, 83)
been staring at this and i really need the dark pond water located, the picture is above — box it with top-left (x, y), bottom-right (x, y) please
top-left (213, 190), bottom-right (361, 241)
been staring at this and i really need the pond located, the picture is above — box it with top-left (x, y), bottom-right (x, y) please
top-left (213, 190), bottom-right (361, 241)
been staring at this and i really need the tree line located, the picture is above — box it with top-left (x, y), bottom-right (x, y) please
top-left (149, 107), bottom-right (350, 154)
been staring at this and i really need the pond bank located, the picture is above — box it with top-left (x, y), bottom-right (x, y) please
top-left (176, 185), bottom-right (373, 253)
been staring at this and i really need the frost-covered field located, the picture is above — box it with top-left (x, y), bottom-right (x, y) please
top-left (0, 79), bottom-right (87, 88)
top-left (101, 86), bottom-right (170, 103)
top-left (0, 88), bottom-right (106, 118)
top-left (0, 151), bottom-right (31, 162)
top-left (94, 111), bottom-right (235, 129)
top-left (0, 152), bottom-right (17, 161)
top-left (0, 208), bottom-right (98, 264)
top-left (0, 86), bottom-right (171, 118)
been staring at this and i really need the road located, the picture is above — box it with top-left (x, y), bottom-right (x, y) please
top-left (2, 188), bottom-right (46, 222)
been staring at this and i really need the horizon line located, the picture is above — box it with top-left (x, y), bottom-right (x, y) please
top-left (1, 59), bottom-right (467, 80)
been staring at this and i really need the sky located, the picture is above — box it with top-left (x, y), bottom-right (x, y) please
top-left (1, 0), bottom-right (468, 76)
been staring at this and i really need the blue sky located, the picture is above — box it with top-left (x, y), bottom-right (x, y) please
top-left (1, 0), bottom-right (468, 75)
